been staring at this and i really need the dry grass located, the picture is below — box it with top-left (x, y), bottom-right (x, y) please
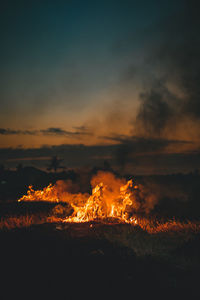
top-left (0, 214), bottom-right (63, 230)
top-left (1, 210), bottom-right (200, 235)
top-left (1, 211), bottom-right (200, 269)
top-left (135, 217), bottom-right (200, 234)
top-left (99, 218), bottom-right (200, 261)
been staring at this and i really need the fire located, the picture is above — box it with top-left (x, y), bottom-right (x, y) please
top-left (66, 180), bottom-right (138, 224)
top-left (18, 172), bottom-right (139, 225)
top-left (16, 171), bottom-right (200, 234)
top-left (18, 184), bottom-right (59, 203)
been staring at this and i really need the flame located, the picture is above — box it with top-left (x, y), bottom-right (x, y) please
top-left (18, 174), bottom-right (139, 225)
top-left (17, 172), bottom-right (200, 234)
top-left (18, 184), bottom-right (60, 203)
top-left (66, 180), bottom-right (138, 224)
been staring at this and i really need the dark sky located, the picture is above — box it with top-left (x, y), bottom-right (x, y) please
top-left (0, 0), bottom-right (200, 174)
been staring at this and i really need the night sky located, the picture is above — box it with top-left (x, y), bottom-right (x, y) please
top-left (1, 0), bottom-right (200, 174)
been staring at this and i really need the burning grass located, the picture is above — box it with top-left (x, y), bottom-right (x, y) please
top-left (1, 202), bottom-right (200, 273)
top-left (1, 207), bottom-right (200, 234)
top-left (2, 172), bottom-right (200, 296)
top-left (17, 171), bottom-right (159, 224)
top-left (12, 170), bottom-right (200, 235)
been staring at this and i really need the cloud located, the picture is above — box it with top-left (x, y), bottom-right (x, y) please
top-left (72, 125), bottom-right (89, 131)
top-left (39, 127), bottom-right (93, 138)
top-left (101, 134), bottom-right (192, 169)
top-left (0, 140), bottom-right (199, 174)
top-left (41, 127), bottom-right (93, 137)
top-left (40, 127), bottom-right (68, 135)
top-left (0, 144), bottom-right (117, 170)
top-left (0, 127), bottom-right (93, 138)
top-left (102, 133), bottom-right (190, 148)
top-left (0, 128), bottom-right (38, 135)
top-left (40, 127), bottom-right (83, 136)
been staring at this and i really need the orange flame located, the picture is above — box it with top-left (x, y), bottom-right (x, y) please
top-left (18, 172), bottom-right (140, 224)
top-left (18, 184), bottom-right (60, 203)
top-left (17, 172), bottom-right (200, 234)
top-left (66, 180), bottom-right (137, 224)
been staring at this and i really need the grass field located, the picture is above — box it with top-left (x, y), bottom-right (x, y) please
top-left (1, 201), bottom-right (200, 298)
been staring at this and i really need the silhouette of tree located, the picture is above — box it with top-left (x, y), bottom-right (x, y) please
top-left (0, 164), bottom-right (5, 173)
top-left (103, 160), bottom-right (111, 171)
top-left (193, 168), bottom-right (199, 176)
top-left (47, 156), bottom-right (64, 172)
top-left (16, 163), bottom-right (23, 172)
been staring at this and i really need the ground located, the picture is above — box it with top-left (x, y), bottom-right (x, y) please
top-left (1, 219), bottom-right (200, 298)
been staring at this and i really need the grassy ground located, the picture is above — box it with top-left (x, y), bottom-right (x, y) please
top-left (1, 202), bottom-right (200, 298)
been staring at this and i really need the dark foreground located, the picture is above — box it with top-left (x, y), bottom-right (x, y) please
top-left (0, 222), bottom-right (200, 299)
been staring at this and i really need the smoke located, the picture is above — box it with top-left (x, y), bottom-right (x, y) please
top-left (134, 0), bottom-right (200, 139)
top-left (91, 171), bottom-right (159, 214)
top-left (91, 171), bottom-right (126, 206)
top-left (135, 86), bottom-right (176, 137)
top-left (51, 171), bottom-right (160, 214)
top-left (113, 135), bottom-right (190, 171)
top-left (136, 179), bottom-right (188, 214)
top-left (90, 172), bottom-right (190, 215)
top-left (54, 179), bottom-right (89, 206)
top-left (101, 0), bottom-right (200, 172)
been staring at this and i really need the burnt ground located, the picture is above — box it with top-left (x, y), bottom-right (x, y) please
top-left (0, 222), bottom-right (200, 299)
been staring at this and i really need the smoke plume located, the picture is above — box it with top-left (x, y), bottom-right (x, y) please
top-left (135, 0), bottom-right (200, 139)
